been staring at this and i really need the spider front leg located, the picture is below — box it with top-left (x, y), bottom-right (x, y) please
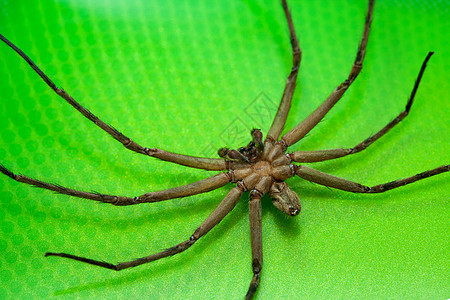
top-left (0, 33), bottom-right (226, 171)
top-left (280, 0), bottom-right (374, 147)
top-left (294, 165), bottom-right (449, 193)
top-left (266, 0), bottom-right (302, 141)
top-left (290, 52), bottom-right (434, 163)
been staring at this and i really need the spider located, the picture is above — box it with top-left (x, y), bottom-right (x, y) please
top-left (0, 0), bottom-right (448, 298)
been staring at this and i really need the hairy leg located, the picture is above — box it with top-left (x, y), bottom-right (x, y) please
top-left (245, 176), bottom-right (271, 299)
top-left (0, 164), bottom-right (253, 205)
top-left (266, 0), bottom-right (302, 141)
top-left (46, 186), bottom-right (244, 270)
top-left (290, 52), bottom-right (434, 163)
top-left (281, 0), bottom-right (375, 147)
top-left (294, 164), bottom-right (449, 193)
top-left (0, 33), bottom-right (226, 171)
top-left (245, 193), bottom-right (263, 300)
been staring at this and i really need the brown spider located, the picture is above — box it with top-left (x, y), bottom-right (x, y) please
top-left (0, 0), bottom-right (448, 298)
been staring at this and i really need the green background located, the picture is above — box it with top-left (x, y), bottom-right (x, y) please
top-left (0, 0), bottom-right (448, 299)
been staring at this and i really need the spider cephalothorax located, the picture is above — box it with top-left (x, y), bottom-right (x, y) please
top-left (0, 0), bottom-right (448, 299)
top-left (221, 130), bottom-right (302, 217)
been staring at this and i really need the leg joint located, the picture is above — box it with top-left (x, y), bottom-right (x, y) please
top-left (250, 189), bottom-right (263, 199)
top-left (225, 170), bottom-right (236, 182)
top-left (0, 165), bottom-right (17, 180)
top-left (190, 233), bottom-right (200, 243)
top-left (237, 180), bottom-right (248, 192)
top-left (252, 258), bottom-right (262, 274)
top-left (276, 139), bottom-right (288, 152)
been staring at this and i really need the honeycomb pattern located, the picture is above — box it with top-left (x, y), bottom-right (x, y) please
top-left (0, 0), bottom-right (449, 298)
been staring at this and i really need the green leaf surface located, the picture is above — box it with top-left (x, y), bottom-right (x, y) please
top-left (0, 0), bottom-right (448, 299)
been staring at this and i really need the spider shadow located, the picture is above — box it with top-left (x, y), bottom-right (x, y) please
top-left (289, 169), bottom-right (447, 211)
top-left (241, 0), bottom-right (290, 67)
top-left (51, 189), bottom-right (249, 296)
top-left (49, 172), bottom-right (445, 296)
top-left (291, 73), bottom-right (368, 153)
top-left (50, 186), bottom-right (324, 296)
top-left (46, 183), bottom-right (234, 233)
top-left (261, 194), bottom-right (303, 239)
top-left (52, 250), bottom-right (204, 296)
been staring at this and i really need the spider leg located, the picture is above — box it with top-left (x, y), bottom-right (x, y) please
top-left (0, 164), bottom-right (253, 205)
top-left (290, 52), bottom-right (434, 163)
top-left (294, 165), bottom-right (449, 193)
top-left (245, 193), bottom-right (263, 300)
top-left (266, 0), bottom-right (302, 141)
top-left (46, 186), bottom-right (244, 270)
top-left (280, 0), bottom-right (374, 147)
top-left (46, 175), bottom-right (262, 270)
top-left (245, 176), bottom-right (271, 299)
top-left (139, 168), bottom-right (252, 203)
top-left (0, 33), bottom-right (226, 171)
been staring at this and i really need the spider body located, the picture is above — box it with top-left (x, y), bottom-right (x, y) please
top-left (0, 0), bottom-right (448, 299)
top-left (220, 131), bottom-right (303, 217)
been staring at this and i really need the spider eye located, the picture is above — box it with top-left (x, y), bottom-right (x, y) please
top-left (269, 182), bottom-right (301, 216)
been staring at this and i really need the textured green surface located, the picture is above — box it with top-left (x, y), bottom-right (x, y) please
top-left (0, 0), bottom-right (449, 299)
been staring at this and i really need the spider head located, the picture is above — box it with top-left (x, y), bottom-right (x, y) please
top-left (269, 181), bottom-right (301, 216)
